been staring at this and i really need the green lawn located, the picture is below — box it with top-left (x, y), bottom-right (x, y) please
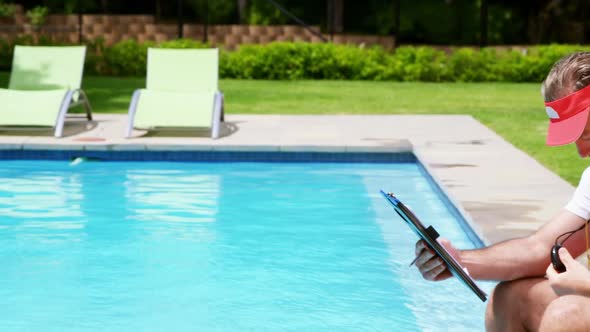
top-left (0, 72), bottom-right (584, 185)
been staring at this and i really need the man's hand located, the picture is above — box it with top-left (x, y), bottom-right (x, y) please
top-left (546, 247), bottom-right (590, 297)
top-left (414, 238), bottom-right (458, 281)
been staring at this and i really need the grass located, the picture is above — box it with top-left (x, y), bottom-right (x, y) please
top-left (0, 72), bottom-right (584, 185)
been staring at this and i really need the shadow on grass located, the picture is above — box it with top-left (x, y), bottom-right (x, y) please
top-left (82, 76), bottom-right (144, 114)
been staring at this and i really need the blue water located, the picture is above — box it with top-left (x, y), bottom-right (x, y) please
top-left (0, 160), bottom-right (494, 331)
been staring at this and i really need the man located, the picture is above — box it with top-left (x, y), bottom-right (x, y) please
top-left (414, 52), bottom-right (590, 332)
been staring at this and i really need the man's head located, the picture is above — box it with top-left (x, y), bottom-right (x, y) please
top-left (542, 52), bottom-right (590, 151)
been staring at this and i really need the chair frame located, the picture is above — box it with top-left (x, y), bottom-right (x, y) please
top-left (125, 90), bottom-right (224, 139)
top-left (54, 89), bottom-right (93, 137)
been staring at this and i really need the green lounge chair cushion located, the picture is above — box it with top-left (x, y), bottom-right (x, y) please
top-left (134, 89), bottom-right (215, 128)
top-left (9, 46), bottom-right (86, 91)
top-left (146, 48), bottom-right (218, 93)
top-left (0, 88), bottom-right (68, 126)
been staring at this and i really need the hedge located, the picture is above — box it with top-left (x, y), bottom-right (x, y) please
top-left (0, 36), bottom-right (589, 82)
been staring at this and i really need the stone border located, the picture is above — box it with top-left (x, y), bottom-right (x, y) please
top-left (0, 10), bottom-right (395, 50)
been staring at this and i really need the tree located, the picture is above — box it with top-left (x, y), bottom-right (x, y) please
top-left (155, 0), bottom-right (162, 20)
top-left (187, 0), bottom-right (236, 23)
top-left (238, 0), bottom-right (247, 23)
top-left (100, 0), bottom-right (108, 13)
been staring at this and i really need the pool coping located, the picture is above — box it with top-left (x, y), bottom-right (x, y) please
top-left (0, 114), bottom-right (575, 246)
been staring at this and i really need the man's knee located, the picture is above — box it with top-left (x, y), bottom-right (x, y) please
top-left (486, 278), bottom-right (555, 332)
top-left (490, 280), bottom-right (515, 305)
top-left (487, 280), bottom-right (526, 315)
top-left (539, 295), bottom-right (590, 332)
top-left (486, 281), bottom-right (524, 331)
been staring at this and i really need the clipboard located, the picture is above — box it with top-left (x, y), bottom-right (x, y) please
top-left (380, 190), bottom-right (487, 302)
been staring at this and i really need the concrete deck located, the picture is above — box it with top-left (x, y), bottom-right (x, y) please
top-left (0, 114), bottom-right (575, 245)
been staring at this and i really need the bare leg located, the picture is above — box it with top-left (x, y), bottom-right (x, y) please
top-left (485, 277), bottom-right (557, 332)
top-left (538, 295), bottom-right (590, 332)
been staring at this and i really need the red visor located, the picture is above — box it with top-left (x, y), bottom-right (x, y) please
top-left (545, 84), bottom-right (590, 146)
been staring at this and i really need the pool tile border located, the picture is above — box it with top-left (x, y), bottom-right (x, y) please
top-left (0, 149), bottom-right (417, 163)
top-left (414, 152), bottom-right (485, 247)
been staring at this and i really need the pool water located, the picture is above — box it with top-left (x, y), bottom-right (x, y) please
top-left (0, 160), bottom-right (494, 331)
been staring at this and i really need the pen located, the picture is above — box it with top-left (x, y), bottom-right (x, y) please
top-left (409, 255), bottom-right (420, 267)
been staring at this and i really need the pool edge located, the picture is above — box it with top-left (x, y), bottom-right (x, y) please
top-left (413, 150), bottom-right (488, 247)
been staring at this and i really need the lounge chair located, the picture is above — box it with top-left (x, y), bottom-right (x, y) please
top-left (0, 45), bottom-right (92, 137)
top-left (125, 48), bottom-right (223, 139)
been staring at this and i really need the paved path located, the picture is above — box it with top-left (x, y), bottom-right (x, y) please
top-left (0, 114), bottom-right (575, 245)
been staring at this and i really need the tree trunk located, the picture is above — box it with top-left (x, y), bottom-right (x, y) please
top-left (392, 0), bottom-right (400, 47)
top-left (453, 0), bottom-right (463, 44)
top-left (333, 0), bottom-right (343, 33)
top-left (177, 0), bottom-right (183, 38)
top-left (479, 0), bottom-right (488, 47)
top-left (155, 0), bottom-right (161, 21)
top-left (583, 1), bottom-right (588, 44)
top-left (327, 0), bottom-right (333, 40)
top-left (238, 0), bottom-right (247, 23)
top-left (327, 0), bottom-right (343, 38)
top-left (100, 0), bottom-right (108, 14)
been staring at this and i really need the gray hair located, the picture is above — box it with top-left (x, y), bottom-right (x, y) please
top-left (542, 52), bottom-right (590, 102)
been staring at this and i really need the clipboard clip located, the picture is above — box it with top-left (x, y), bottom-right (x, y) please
top-left (426, 225), bottom-right (440, 240)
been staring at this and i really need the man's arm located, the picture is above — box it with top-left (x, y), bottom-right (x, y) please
top-left (463, 209), bottom-right (587, 281)
top-left (416, 209), bottom-right (588, 281)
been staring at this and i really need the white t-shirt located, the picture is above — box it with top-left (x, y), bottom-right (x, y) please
top-left (566, 167), bottom-right (590, 220)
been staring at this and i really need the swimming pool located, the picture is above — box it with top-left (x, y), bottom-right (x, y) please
top-left (0, 159), bottom-right (494, 331)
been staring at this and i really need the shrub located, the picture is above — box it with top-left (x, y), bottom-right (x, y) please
top-left (223, 42), bottom-right (393, 80)
top-left (85, 37), bottom-right (107, 75)
top-left (389, 47), bottom-right (449, 82)
top-left (448, 48), bottom-right (497, 82)
top-left (26, 6), bottom-right (49, 27)
top-left (0, 2), bottom-right (16, 18)
top-left (103, 39), bottom-right (154, 76)
top-left (12, 34), bottom-right (35, 45)
top-left (489, 49), bottom-right (526, 82)
top-left (3, 37), bottom-right (589, 83)
top-left (522, 44), bottom-right (590, 82)
top-left (158, 38), bottom-right (208, 49)
top-left (224, 43), bottom-right (309, 80)
top-left (0, 37), bottom-right (10, 70)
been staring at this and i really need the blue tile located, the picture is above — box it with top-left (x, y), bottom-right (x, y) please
top-left (0, 150), bottom-right (416, 163)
